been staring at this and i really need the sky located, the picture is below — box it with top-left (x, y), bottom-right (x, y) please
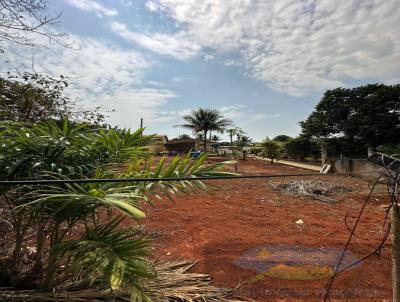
top-left (1, 0), bottom-right (400, 141)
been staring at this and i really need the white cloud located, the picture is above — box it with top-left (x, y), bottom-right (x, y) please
top-left (160, 104), bottom-right (280, 127)
top-left (143, 0), bottom-right (400, 96)
top-left (64, 0), bottom-right (118, 17)
top-left (1, 36), bottom-right (178, 130)
top-left (219, 104), bottom-right (281, 124)
top-left (145, 1), bottom-right (162, 12)
top-left (171, 76), bottom-right (195, 83)
top-left (110, 22), bottom-right (200, 60)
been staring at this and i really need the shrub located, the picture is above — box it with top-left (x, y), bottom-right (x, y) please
top-left (0, 118), bottom-right (235, 300)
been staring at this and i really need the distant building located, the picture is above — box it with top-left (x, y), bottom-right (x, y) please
top-left (216, 145), bottom-right (234, 156)
top-left (164, 138), bottom-right (213, 153)
top-left (148, 134), bottom-right (168, 154)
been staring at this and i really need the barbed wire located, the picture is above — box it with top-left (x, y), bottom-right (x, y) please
top-left (0, 171), bottom-right (382, 186)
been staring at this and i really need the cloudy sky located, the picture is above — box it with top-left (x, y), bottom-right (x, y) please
top-left (2, 0), bottom-right (400, 141)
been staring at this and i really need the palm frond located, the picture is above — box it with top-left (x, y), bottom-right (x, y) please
top-left (50, 216), bottom-right (155, 295)
top-left (0, 260), bottom-right (247, 302)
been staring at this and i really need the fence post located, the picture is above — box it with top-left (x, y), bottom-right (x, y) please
top-left (392, 197), bottom-right (400, 302)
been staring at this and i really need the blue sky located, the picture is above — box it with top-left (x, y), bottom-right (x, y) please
top-left (2, 0), bottom-right (400, 141)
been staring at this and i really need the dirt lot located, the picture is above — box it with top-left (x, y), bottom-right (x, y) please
top-left (142, 158), bottom-right (392, 302)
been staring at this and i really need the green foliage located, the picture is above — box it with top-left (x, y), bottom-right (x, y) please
top-left (49, 216), bottom-right (154, 295)
top-left (238, 135), bottom-right (252, 147)
top-left (177, 134), bottom-right (191, 139)
top-left (0, 119), bottom-right (149, 180)
top-left (377, 143), bottom-right (400, 157)
top-left (261, 138), bottom-right (282, 164)
top-left (211, 134), bottom-right (220, 142)
top-left (323, 137), bottom-right (366, 158)
top-left (284, 136), bottom-right (320, 160)
top-left (0, 118), bottom-right (236, 300)
top-left (273, 135), bottom-right (292, 142)
top-left (300, 84), bottom-right (400, 149)
top-left (0, 73), bottom-right (105, 123)
top-left (249, 146), bottom-right (263, 155)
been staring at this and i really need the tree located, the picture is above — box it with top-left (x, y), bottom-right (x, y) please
top-left (0, 72), bottom-right (105, 123)
top-left (238, 135), bottom-right (252, 147)
top-left (178, 134), bottom-right (191, 139)
top-left (284, 136), bottom-right (319, 160)
top-left (211, 134), bottom-right (221, 142)
top-left (301, 84), bottom-right (400, 154)
top-left (237, 135), bottom-right (252, 160)
top-left (227, 127), bottom-right (243, 153)
top-left (0, 0), bottom-right (67, 52)
top-left (261, 138), bottom-right (282, 164)
top-left (195, 132), bottom-right (204, 140)
top-left (177, 108), bottom-right (231, 152)
top-left (273, 135), bottom-right (292, 142)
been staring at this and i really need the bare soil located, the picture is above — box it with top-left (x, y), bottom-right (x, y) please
top-left (142, 158), bottom-right (392, 302)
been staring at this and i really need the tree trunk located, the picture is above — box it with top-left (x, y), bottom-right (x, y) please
top-left (203, 130), bottom-right (207, 152)
top-left (271, 158), bottom-right (274, 165)
top-left (392, 202), bottom-right (400, 302)
top-left (229, 133), bottom-right (238, 171)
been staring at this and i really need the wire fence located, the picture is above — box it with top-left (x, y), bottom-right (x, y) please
top-left (0, 171), bottom-right (382, 186)
top-left (0, 156), bottom-right (398, 302)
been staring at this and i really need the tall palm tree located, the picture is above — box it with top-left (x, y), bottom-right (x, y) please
top-left (176, 108), bottom-right (231, 151)
top-left (211, 134), bottom-right (221, 142)
top-left (227, 127), bottom-right (244, 152)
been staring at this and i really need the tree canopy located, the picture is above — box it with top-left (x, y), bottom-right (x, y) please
top-left (0, 72), bottom-right (105, 123)
top-left (261, 138), bottom-right (282, 164)
top-left (300, 84), bottom-right (400, 148)
top-left (273, 135), bottom-right (292, 142)
top-left (178, 134), bottom-right (192, 139)
top-left (284, 136), bottom-right (319, 160)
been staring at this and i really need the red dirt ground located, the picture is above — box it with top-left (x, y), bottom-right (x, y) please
top-left (142, 158), bottom-right (392, 302)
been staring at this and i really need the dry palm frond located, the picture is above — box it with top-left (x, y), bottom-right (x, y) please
top-left (269, 180), bottom-right (352, 204)
top-left (0, 260), bottom-right (248, 302)
top-left (144, 260), bottom-right (247, 302)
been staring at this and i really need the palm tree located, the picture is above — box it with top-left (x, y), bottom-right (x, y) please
top-left (196, 132), bottom-right (204, 140)
top-left (239, 135), bottom-right (252, 147)
top-left (227, 127), bottom-right (244, 153)
top-left (211, 134), bottom-right (221, 142)
top-left (176, 108), bottom-right (231, 152)
top-left (0, 118), bottom-right (237, 298)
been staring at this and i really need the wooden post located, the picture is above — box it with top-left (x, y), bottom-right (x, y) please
top-left (392, 201), bottom-right (400, 302)
top-left (321, 146), bottom-right (327, 166)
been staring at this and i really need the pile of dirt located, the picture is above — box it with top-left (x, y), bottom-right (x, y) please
top-left (269, 180), bottom-right (353, 204)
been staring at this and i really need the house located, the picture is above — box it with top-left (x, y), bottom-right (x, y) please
top-left (148, 134), bottom-right (168, 154)
top-left (164, 138), bottom-right (213, 154)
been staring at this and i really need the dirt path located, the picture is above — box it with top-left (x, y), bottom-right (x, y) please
top-left (143, 158), bottom-right (391, 301)
top-left (254, 156), bottom-right (321, 171)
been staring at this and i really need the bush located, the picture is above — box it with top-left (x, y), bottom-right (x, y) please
top-left (284, 136), bottom-right (319, 160)
top-left (261, 138), bottom-right (282, 164)
top-left (0, 118), bottom-right (235, 300)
